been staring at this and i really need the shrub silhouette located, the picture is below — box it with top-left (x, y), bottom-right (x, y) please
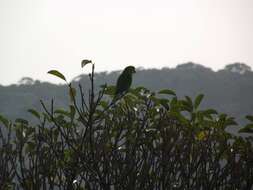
top-left (0, 63), bottom-right (253, 189)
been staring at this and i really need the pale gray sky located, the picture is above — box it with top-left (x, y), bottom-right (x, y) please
top-left (0, 0), bottom-right (252, 85)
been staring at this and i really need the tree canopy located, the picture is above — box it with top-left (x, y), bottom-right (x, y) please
top-left (0, 63), bottom-right (252, 189)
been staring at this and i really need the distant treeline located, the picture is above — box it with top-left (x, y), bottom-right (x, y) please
top-left (0, 62), bottom-right (253, 130)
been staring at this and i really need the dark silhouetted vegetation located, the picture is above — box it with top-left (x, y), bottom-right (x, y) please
top-left (0, 63), bottom-right (252, 189)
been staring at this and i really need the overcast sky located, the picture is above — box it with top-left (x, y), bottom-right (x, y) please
top-left (0, 0), bottom-right (252, 85)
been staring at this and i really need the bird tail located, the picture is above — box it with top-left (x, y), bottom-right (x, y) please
top-left (110, 93), bottom-right (125, 107)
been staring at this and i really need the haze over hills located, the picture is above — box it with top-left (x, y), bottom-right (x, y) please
top-left (0, 62), bottom-right (253, 132)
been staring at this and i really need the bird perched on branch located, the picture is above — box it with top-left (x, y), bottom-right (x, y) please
top-left (114, 66), bottom-right (136, 100)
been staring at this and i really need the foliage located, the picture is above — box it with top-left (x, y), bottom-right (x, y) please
top-left (1, 62), bottom-right (253, 127)
top-left (0, 63), bottom-right (253, 189)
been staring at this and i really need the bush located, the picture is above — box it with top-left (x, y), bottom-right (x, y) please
top-left (0, 64), bottom-right (252, 189)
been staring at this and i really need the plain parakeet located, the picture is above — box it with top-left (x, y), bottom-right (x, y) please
top-left (114, 66), bottom-right (136, 99)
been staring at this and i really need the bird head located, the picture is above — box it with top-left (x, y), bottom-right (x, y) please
top-left (123, 66), bottom-right (136, 74)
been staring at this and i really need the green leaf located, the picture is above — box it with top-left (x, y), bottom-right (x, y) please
top-left (104, 85), bottom-right (116, 95)
top-left (15, 127), bottom-right (23, 141)
top-left (124, 93), bottom-right (138, 104)
top-left (0, 114), bottom-right (9, 127)
top-left (131, 87), bottom-right (150, 97)
top-left (239, 124), bottom-right (253, 133)
top-left (170, 97), bottom-right (179, 111)
top-left (181, 96), bottom-right (193, 112)
top-left (42, 113), bottom-right (51, 122)
top-left (224, 117), bottom-right (237, 126)
top-left (53, 129), bottom-right (59, 141)
top-left (25, 127), bottom-right (35, 137)
top-left (99, 100), bottom-right (109, 108)
top-left (69, 105), bottom-right (76, 121)
top-left (48, 70), bottom-right (66, 81)
top-left (64, 149), bottom-right (73, 161)
top-left (158, 89), bottom-right (176, 96)
top-left (185, 96), bottom-right (193, 107)
top-left (203, 109), bottom-right (218, 115)
top-left (15, 118), bottom-right (28, 125)
top-left (245, 115), bottom-right (253, 122)
top-left (196, 131), bottom-right (208, 141)
top-left (55, 115), bottom-right (66, 125)
top-left (168, 111), bottom-right (189, 126)
top-left (150, 96), bottom-right (159, 105)
top-left (158, 98), bottom-right (170, 110)
top-left (25, 142), bottom-right (36, 154)
top-left (28, 109), bottom-right (40, 119)
top-left (194, 94), bottom-right (204, 110)
top-left (69, 87), bottom-right (77, 102)
top-left (81, 59), bottom-right (92, 68)
top-left (54, 109), bottom-right (70, 117)
top-left (219, 113), bottom-right (227, 121)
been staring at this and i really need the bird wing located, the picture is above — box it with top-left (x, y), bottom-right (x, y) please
top-left (115, 72), bottom-right (132, 95)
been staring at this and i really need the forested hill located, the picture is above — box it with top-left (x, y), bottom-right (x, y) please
top-left (1, 62), bottom-right (253, 127)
